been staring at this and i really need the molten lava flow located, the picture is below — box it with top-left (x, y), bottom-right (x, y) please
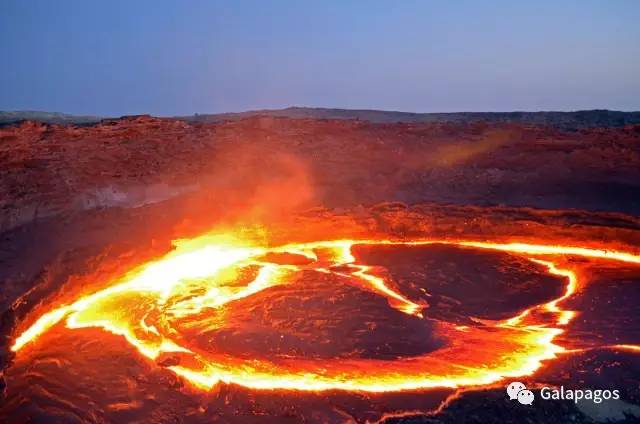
top-left (10, 235), bottom-right (640, 393)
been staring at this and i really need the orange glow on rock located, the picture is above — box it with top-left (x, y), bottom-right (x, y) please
top-left (10, 235), bottom-right (640, 393)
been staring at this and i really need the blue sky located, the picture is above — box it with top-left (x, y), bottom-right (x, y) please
top-left (1, 0), bottom-right (639, 115)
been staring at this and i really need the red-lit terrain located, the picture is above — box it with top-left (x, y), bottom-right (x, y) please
top-left (1, 116), bottom-right (640, 423)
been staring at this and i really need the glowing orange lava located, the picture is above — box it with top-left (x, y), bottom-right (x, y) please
top-left (10, 235), bottom-right (640, 393)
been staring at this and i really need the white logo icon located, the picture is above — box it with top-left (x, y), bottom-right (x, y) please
top-left (507, 381), bottom-right (534, 405)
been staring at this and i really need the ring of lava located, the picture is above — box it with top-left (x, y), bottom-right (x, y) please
top-left (9, 234), bottom-right (640, 394)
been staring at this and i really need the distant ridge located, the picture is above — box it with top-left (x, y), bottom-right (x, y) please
top-left (180, 107), bottom-right (640, 129)
top-left (0, 111), bottom-right (103, 126)
top-left (3, 107), bottom-right (640, 129)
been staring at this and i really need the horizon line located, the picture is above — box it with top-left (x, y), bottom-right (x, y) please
top-left (2, 106), bottom-right (640, 119)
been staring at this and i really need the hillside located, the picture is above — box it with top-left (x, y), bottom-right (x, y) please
top-left (3, 108), bottom-right (640, 130)
top-left (0, 111), bottom-right (103, 126)
top-left (182, 107), bottom-right (640, 129)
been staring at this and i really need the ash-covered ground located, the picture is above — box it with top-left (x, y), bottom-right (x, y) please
top-left (1, 114), bottom-right (640, 423)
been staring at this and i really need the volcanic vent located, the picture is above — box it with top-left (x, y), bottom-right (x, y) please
top-left (1, 117), bottom-right (640, 423)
